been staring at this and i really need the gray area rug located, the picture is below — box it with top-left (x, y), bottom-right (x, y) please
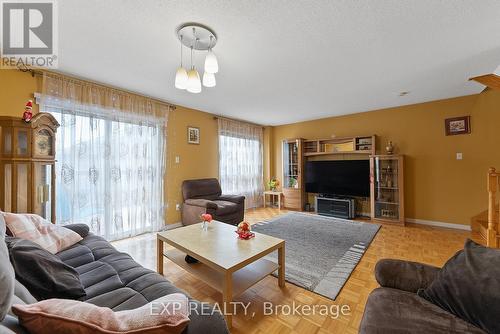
top-left (252, 212), bottom-right (380, 300)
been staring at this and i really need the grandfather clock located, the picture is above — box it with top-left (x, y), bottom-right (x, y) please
top-left (0, 113), bottom-right (59, 223)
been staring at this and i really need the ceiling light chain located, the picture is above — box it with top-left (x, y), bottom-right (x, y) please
top-left (180, 35), bottom-right (183, 67)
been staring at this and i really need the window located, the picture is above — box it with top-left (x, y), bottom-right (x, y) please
top-left (218, 119), bottom-right (263, 208)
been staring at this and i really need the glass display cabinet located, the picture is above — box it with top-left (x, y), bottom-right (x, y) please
top-left (282, 138), bottom-right (304, 210)
top-left (0, 113), bottom-right (59, 223)
top-left (370, 155), bottom-right (405, 225)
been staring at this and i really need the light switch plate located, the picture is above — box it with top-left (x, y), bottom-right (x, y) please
top-left (456, 153), bottom-right (463, 160)
top-left (175, 156), bottom-right (180, 163)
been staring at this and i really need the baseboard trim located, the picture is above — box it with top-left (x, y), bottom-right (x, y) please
top-left (406, 218), bottom-right (471, 231)
top-left (164, 222), bottom-right (183, 231)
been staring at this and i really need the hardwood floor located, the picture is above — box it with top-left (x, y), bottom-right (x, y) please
top-left (112, 208), bottom-right (478, 334)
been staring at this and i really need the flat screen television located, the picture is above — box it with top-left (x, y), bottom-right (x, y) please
top-left (305, 160), bottom-right (370, 197)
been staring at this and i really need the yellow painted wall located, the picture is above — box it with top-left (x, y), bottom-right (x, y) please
top-left (263, 126), bottom-right (274, 185)
top-left (165, 106), bottom-right (219, 223)
top-left (0, 70), bottom-right (40, 116)
top-left (272, 91), bottom-right (500, 226)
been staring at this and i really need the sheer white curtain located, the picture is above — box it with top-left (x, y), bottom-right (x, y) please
top-left (39, 73), bottom-right (169, 241)
top-left (218, 118), bottom-right (264, 208)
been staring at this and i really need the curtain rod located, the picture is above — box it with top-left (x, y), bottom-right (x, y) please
top-left (213, 115), bottom-right (265, 128)
top-left (19, 67), bottom-right (176, 110)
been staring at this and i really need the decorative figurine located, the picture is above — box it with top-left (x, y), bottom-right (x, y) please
top-left (22, 100), bottom-right (33, 123)
top-left (386, 141), bottom-right (394, 155)
top-left (236, 221), bottom-right (255, 240)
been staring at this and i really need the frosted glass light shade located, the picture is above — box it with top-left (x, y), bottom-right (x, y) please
top-left (187, 69), bottom-right (202, 93)
top-left (202, 72), bottom-right (216, 87)
top-left (175, 67), bottom-right (188, 89)
top-left (204, 50), bottom-right (218, 73)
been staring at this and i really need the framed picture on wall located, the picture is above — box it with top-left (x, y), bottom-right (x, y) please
top-left (445, 116), bottom-right (471, 136)
top-left (187, 126), bottom-right (200, 144)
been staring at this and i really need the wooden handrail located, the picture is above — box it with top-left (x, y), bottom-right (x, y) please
top-left (487, 167), bottom-right (499, 248)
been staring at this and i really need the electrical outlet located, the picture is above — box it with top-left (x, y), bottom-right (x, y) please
top-left (175, 203), bottom-right (181, 211)
top-left (175, 156), bottom-right (180, 164)
top-left (456, 152), bottom-right (463, 160)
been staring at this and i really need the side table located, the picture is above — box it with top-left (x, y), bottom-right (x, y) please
top-left (263, 190), bottom-right (283, 210)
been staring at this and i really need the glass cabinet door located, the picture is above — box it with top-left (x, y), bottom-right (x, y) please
top-left (2, 128), bottom-right (12, 155)
top-left (33, 163), bottom-right (53, 221)
top-left (15, 129), bottom-right (29, 156)
top-left (2, 163), bottom-right (12, 212)
top-left (16, 163), bottom-right (30, 213)
top-left (373, 157), bottom-right (400, 221)
top-left (283, 140), bottom-right (300, 189)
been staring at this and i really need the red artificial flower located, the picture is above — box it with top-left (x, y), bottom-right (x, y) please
top-left (201, 213), bottom-right (212, 222)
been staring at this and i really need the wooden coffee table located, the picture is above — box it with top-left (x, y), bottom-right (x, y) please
top-left (157, 221), bottom-right (285, 328)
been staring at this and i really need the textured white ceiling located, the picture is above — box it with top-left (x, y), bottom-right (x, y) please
top-left (58, 0), bottom-right (500, 125)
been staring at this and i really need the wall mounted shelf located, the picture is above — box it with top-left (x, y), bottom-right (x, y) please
top-left (303, 135), bottom-right (376, 157)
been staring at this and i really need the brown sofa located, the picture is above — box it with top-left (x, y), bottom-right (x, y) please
top-left (181, 178), bottom-right (245, 226)
top-left (359, 259), bottom-right (485, 334)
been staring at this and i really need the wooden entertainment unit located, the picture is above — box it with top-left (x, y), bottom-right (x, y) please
top-left (281, 135), bottom-right (405, 225)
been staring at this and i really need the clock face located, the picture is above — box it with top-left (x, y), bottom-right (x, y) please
top-left (35, 131), bottom-right (52, 156)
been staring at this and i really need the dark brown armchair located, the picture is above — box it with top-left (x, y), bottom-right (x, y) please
top-left (181, 178), bottom-right (245, 226)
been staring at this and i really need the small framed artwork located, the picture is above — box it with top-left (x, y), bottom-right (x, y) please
top-left (187, 126), bottom-right (200, 144)
top-left (445, 116), bottom-right (471, 136)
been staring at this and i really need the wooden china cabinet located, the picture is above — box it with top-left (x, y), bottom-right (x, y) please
top-left (282, 138), bottom-right (304, 210)
top-left (0, 113), bottom-right (59, 223)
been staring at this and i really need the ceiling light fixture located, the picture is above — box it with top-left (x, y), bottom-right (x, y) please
top-left (175, 23), bottom-right (218, 93)
top-left (204, 35), bottom-right (218, 74)
top-left (174, 35), bottom-right (188, 89)
top-left (186, 40), bottom-right (201, 93)
top-left (203, 71), bottom-right (216, 87)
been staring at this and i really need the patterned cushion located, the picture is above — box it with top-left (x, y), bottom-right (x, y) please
top-left (12, 293), bottom-right (190, 334)
top-left (1, 212), bottom-right (82, 254)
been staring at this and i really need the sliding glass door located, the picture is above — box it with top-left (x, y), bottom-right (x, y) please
top-left (47, 110), bottom-right (166, 241)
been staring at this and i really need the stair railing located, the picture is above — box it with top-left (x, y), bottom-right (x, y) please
top-left (487, 167), bottom-right (499, 247)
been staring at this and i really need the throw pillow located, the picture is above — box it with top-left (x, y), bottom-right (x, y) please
top-left (2, 212), bottom-right (82, 254)
top-left (62, 223), bottom-right (90, 238)
top-left (12, 293), bottom-right (190, 334)
top-left (418, 239), bottom-right (500, 333)
top-left (6, 237), bottom-right (86, 300)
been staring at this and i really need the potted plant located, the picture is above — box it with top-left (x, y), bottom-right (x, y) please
top-left (267, 177), bottom-right (279, 191)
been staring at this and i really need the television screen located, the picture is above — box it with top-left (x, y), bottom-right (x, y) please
top-left (305, 160), bottom-right (370, 197)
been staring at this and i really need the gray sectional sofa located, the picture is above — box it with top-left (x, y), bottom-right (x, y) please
top-left (1, 218), bottom-right (228, 334)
